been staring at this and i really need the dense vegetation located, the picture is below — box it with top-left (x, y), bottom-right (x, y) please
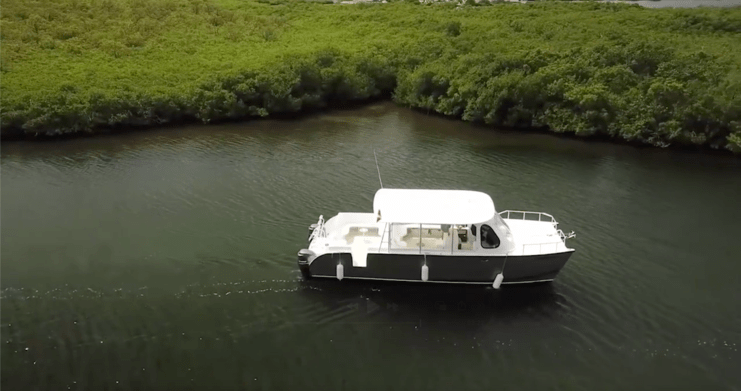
top-left (1, 0), bottom-right (740, 152)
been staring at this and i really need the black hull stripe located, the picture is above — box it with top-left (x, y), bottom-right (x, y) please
top-left (304, 251), bottom-right (574, 283)
top-left (309, 275), bottom-right (555, 285)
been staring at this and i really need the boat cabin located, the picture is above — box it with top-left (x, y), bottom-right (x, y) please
top-left (308, 189), bottom-right (518, 257)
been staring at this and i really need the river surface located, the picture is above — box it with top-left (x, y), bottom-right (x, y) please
top-left (2, 102), bottom-right (741, 391)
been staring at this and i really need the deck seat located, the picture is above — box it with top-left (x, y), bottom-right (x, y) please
top-left (344, 226), bottom-right (380, 244)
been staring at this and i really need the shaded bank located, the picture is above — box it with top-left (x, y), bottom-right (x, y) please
top-left (1, 0), bottom-right (740, 152)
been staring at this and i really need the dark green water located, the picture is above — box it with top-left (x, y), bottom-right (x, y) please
top-left (2, 102), bottom-right (741, 391)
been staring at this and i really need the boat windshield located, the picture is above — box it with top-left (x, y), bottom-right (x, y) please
top-left (491, 213), bottom-right (516, 253)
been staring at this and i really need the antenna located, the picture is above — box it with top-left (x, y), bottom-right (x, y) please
top-left (373, 149), bottom-right (383, 189)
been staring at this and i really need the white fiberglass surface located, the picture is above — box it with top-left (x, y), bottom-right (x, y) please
top-left (504, 219), bottom-right (570, 255)
top-left (373, 188), bottom-right (496, 224)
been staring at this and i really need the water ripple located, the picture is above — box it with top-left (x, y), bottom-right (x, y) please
top-left (3, 103), bottom-right (741, 390)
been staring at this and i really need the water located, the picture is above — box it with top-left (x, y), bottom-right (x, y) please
top-left (2, 102), bottom-right (741, 391)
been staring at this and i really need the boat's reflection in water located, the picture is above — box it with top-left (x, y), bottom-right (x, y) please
top-left (296, 278), bottom-right (569, 329)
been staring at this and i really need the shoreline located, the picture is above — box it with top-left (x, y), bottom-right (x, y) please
top-left (4, 98), bottom-right (737, 158)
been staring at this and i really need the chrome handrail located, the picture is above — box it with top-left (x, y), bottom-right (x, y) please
top-left (308, 215), bottom-right (326, 242)
top-left (558, 229), bottom-right (576, 241)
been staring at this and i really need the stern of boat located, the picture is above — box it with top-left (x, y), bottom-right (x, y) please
top-left (297, 248), bottom-right (316, 278)
top-left (299, 215), bottom-right (327, 278)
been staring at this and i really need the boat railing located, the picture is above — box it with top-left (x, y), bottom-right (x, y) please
top-left (518, 229), bottom-right (576, 255)
top-left (558, 229), bottom-right (576, 241)
top-left (499, 210), bottom-right (557, 224)
top-left (308, 215), bottom-right (327, 242)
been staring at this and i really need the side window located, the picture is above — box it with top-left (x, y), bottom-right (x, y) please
top-left (480, 224), bottom-right (500, 249)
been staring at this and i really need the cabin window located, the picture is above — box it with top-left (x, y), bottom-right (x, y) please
top-left (471, 225), bottom-right (477, 237)
top-left (480, 224), bottom-right (500, 249)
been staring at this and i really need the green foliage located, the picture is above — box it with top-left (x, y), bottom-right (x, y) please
top-left (1, 0), bottom-right (740, 152)
top-left (445, 21), bottom-right (461, 37)
top-left (671, 9), bottom-right (741, 34)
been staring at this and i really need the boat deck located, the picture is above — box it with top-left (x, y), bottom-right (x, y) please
top-left (309, 212), bottom-right (569, 256)
top-left (504, 219), bottom-right (569, 255)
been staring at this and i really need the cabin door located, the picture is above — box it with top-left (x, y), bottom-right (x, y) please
top-left (452, 225), bottom-right (475, 254)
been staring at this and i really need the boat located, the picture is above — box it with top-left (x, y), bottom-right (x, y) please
top-left (297, 188), bottom-right (575, 288)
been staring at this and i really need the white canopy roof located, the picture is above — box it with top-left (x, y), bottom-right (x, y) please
top-left (372, 188), bottom-right (496, 224)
